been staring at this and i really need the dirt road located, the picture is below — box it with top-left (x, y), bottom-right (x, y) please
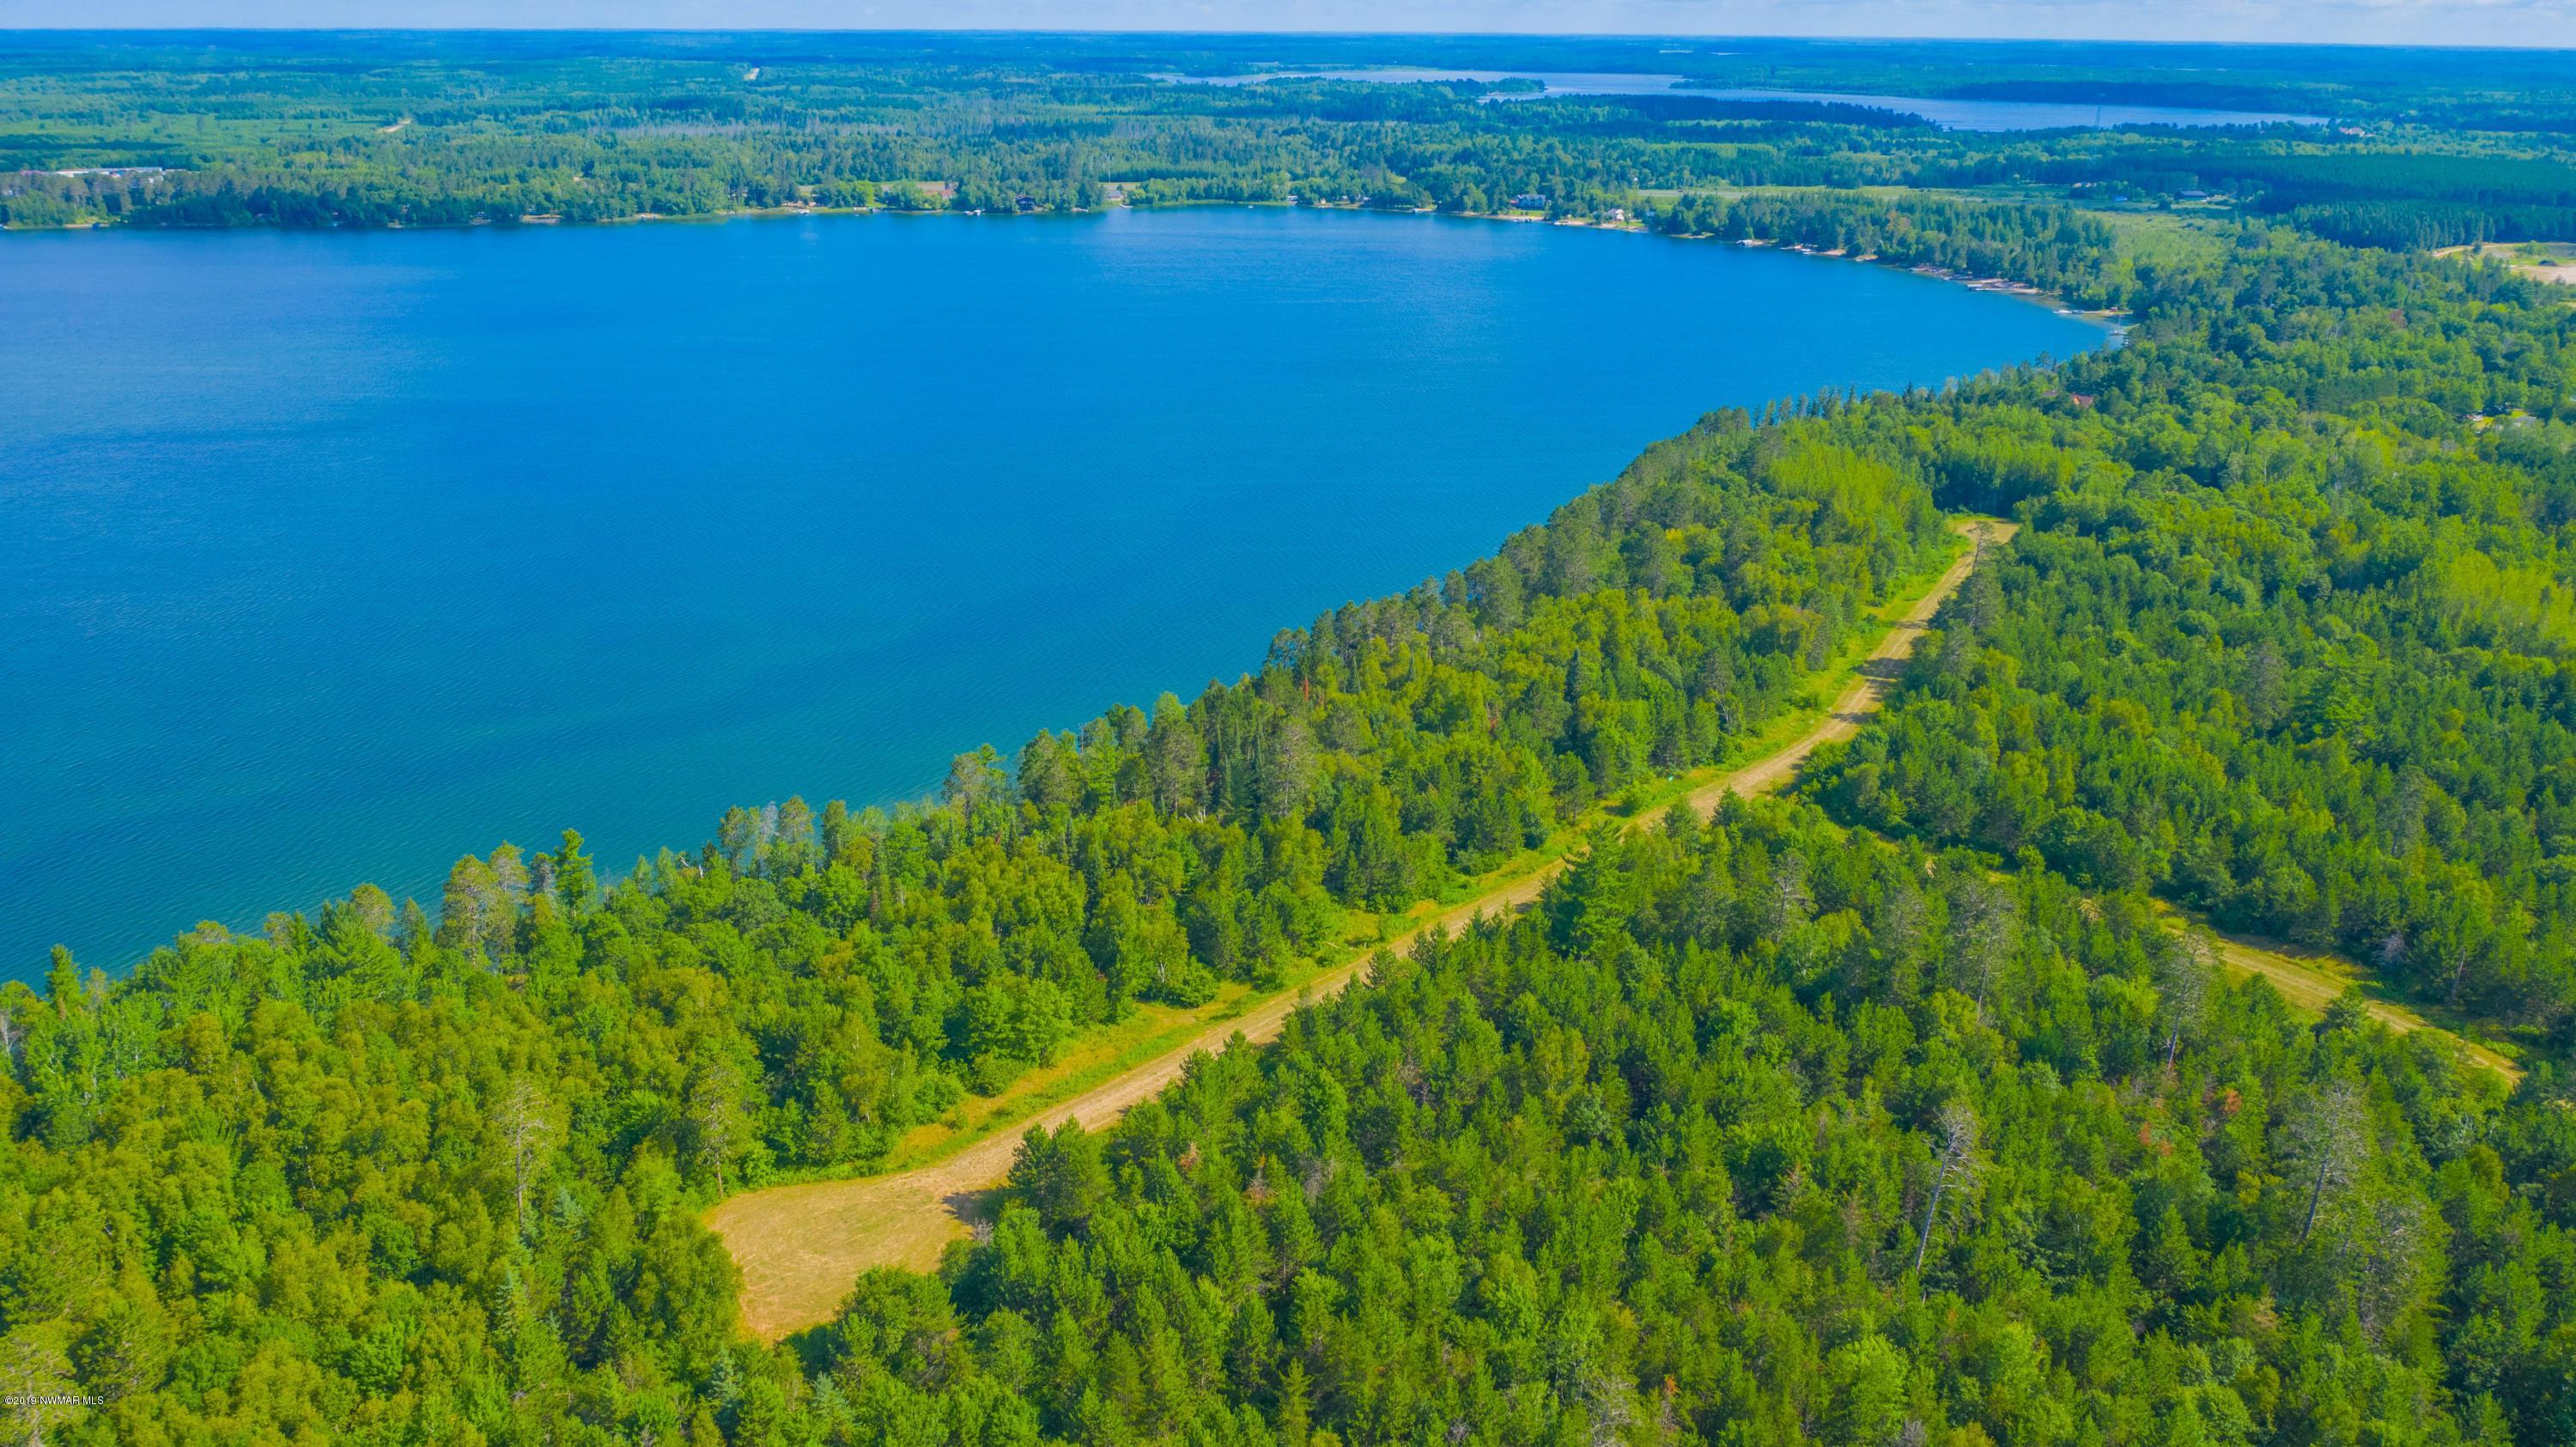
top-left (706, 520), bottom-right (2010, 1342)
top-left (2201, 928), bottom-right (2522, 1081)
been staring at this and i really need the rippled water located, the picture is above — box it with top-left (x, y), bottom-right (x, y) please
top-left (0, 205), bottom-right (2107, 980)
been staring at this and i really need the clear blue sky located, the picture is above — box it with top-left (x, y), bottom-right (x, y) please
top-left (8, 1), bottom-right (2573, 49)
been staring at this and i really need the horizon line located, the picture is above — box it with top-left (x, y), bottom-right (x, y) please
top-left (1, 26), bottom-right (2570, 54)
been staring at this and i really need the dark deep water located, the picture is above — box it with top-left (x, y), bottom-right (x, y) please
top-left (0, 204), bottom-right (2108, 979)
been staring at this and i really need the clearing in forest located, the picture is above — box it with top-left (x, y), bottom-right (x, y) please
top-left (2437, 240), bottom-right (2576, 286)
top-left (706, 515), bottom-right (2518, 1341)
top-left (2182, 915), bottom-right (2524, 1082)
top-left (706, 520), bottom-right (2010, 1342)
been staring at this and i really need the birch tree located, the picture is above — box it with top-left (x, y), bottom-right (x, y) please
top-left (1945, 878), bottom-right (2015, 1014)
top-left (2154, 927), bottom-right (2216, 1067)
top-left (495, 1075), bottom-right (552, 1242)
top-left (2280, 1077), bottom-right (2369, 1245)
top-left (1912, 1098), bottom-right (1984, 1273)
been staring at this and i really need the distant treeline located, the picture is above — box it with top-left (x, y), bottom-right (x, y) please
top-left (9, 194), bottom-right (2576, 1439)
top-left (1651, 191), bottom-right (2128, 307)
top-left (2024, 148), bottom-right (2576, 250)
top-left (9, 40), bottom-right (2576, 253)
top-left (9, 35), bottom-right (2576, 1445)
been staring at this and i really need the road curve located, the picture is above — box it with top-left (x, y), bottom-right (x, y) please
top-left (706, 520), bottom-right (2013, 1342)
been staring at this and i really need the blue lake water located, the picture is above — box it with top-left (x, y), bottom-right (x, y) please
top-left (0, 205), bottom-right (2107, 981)
top-left (1168, 70), bottom-right (2326, 131)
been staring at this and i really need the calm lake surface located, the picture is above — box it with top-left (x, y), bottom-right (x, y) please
top-left (0, 205), bottom-right (2107, 980)
top-left (1169, 70), bottom-right (2327, 131)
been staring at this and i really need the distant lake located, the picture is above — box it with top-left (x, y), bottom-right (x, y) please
top-left (1165, 70), bottom-right (2327, 131)
top-left (0, 206), bottom-right (2108, 981)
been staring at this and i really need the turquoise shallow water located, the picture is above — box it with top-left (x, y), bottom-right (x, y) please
top-left (0, 205), bottom-right (2105, 981)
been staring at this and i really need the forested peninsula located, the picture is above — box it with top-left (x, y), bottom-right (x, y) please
top-left (4, 32), bottom-right (2576, 1447)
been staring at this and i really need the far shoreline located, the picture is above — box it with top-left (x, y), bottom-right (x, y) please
top-left (7, 192), bottom-right (2129, 330)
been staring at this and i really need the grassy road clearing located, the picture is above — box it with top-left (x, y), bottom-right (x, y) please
top-left (704, 520), bottom-right (2011, 1341)
top-left (2172, 909), bottom-right (2524, 1082)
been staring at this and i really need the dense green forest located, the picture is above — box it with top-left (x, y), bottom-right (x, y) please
top-left (9, 408), bottom-right (1937, 1156)
top-left (7, 32), bottom-right (2576, 1447)
top-left (1794, 241), bottom-right (2576, 1034)
top-left (821, 804), bottom-right (2567, 1445)
top-left (7, 33), bottom-right (2576, 252)
top-left (0, 356), bottom-right (1959, 1439)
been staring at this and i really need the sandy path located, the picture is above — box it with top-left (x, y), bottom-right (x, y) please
top-left (2200, 930), bottom-right (2522, 1080)
top-left (706, 520), bottom-right (2010, 1341)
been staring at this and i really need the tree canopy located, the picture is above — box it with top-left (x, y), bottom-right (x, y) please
top-left (7, 34), bottom-right (2576, 1446)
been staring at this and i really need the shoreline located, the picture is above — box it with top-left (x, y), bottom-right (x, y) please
top-left (6, 194), bottom-right (2128, 329)
top-left (3, 198), bottom-right (2106, 988)
top-left (707, 521), bottom-right (2010, 1341)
